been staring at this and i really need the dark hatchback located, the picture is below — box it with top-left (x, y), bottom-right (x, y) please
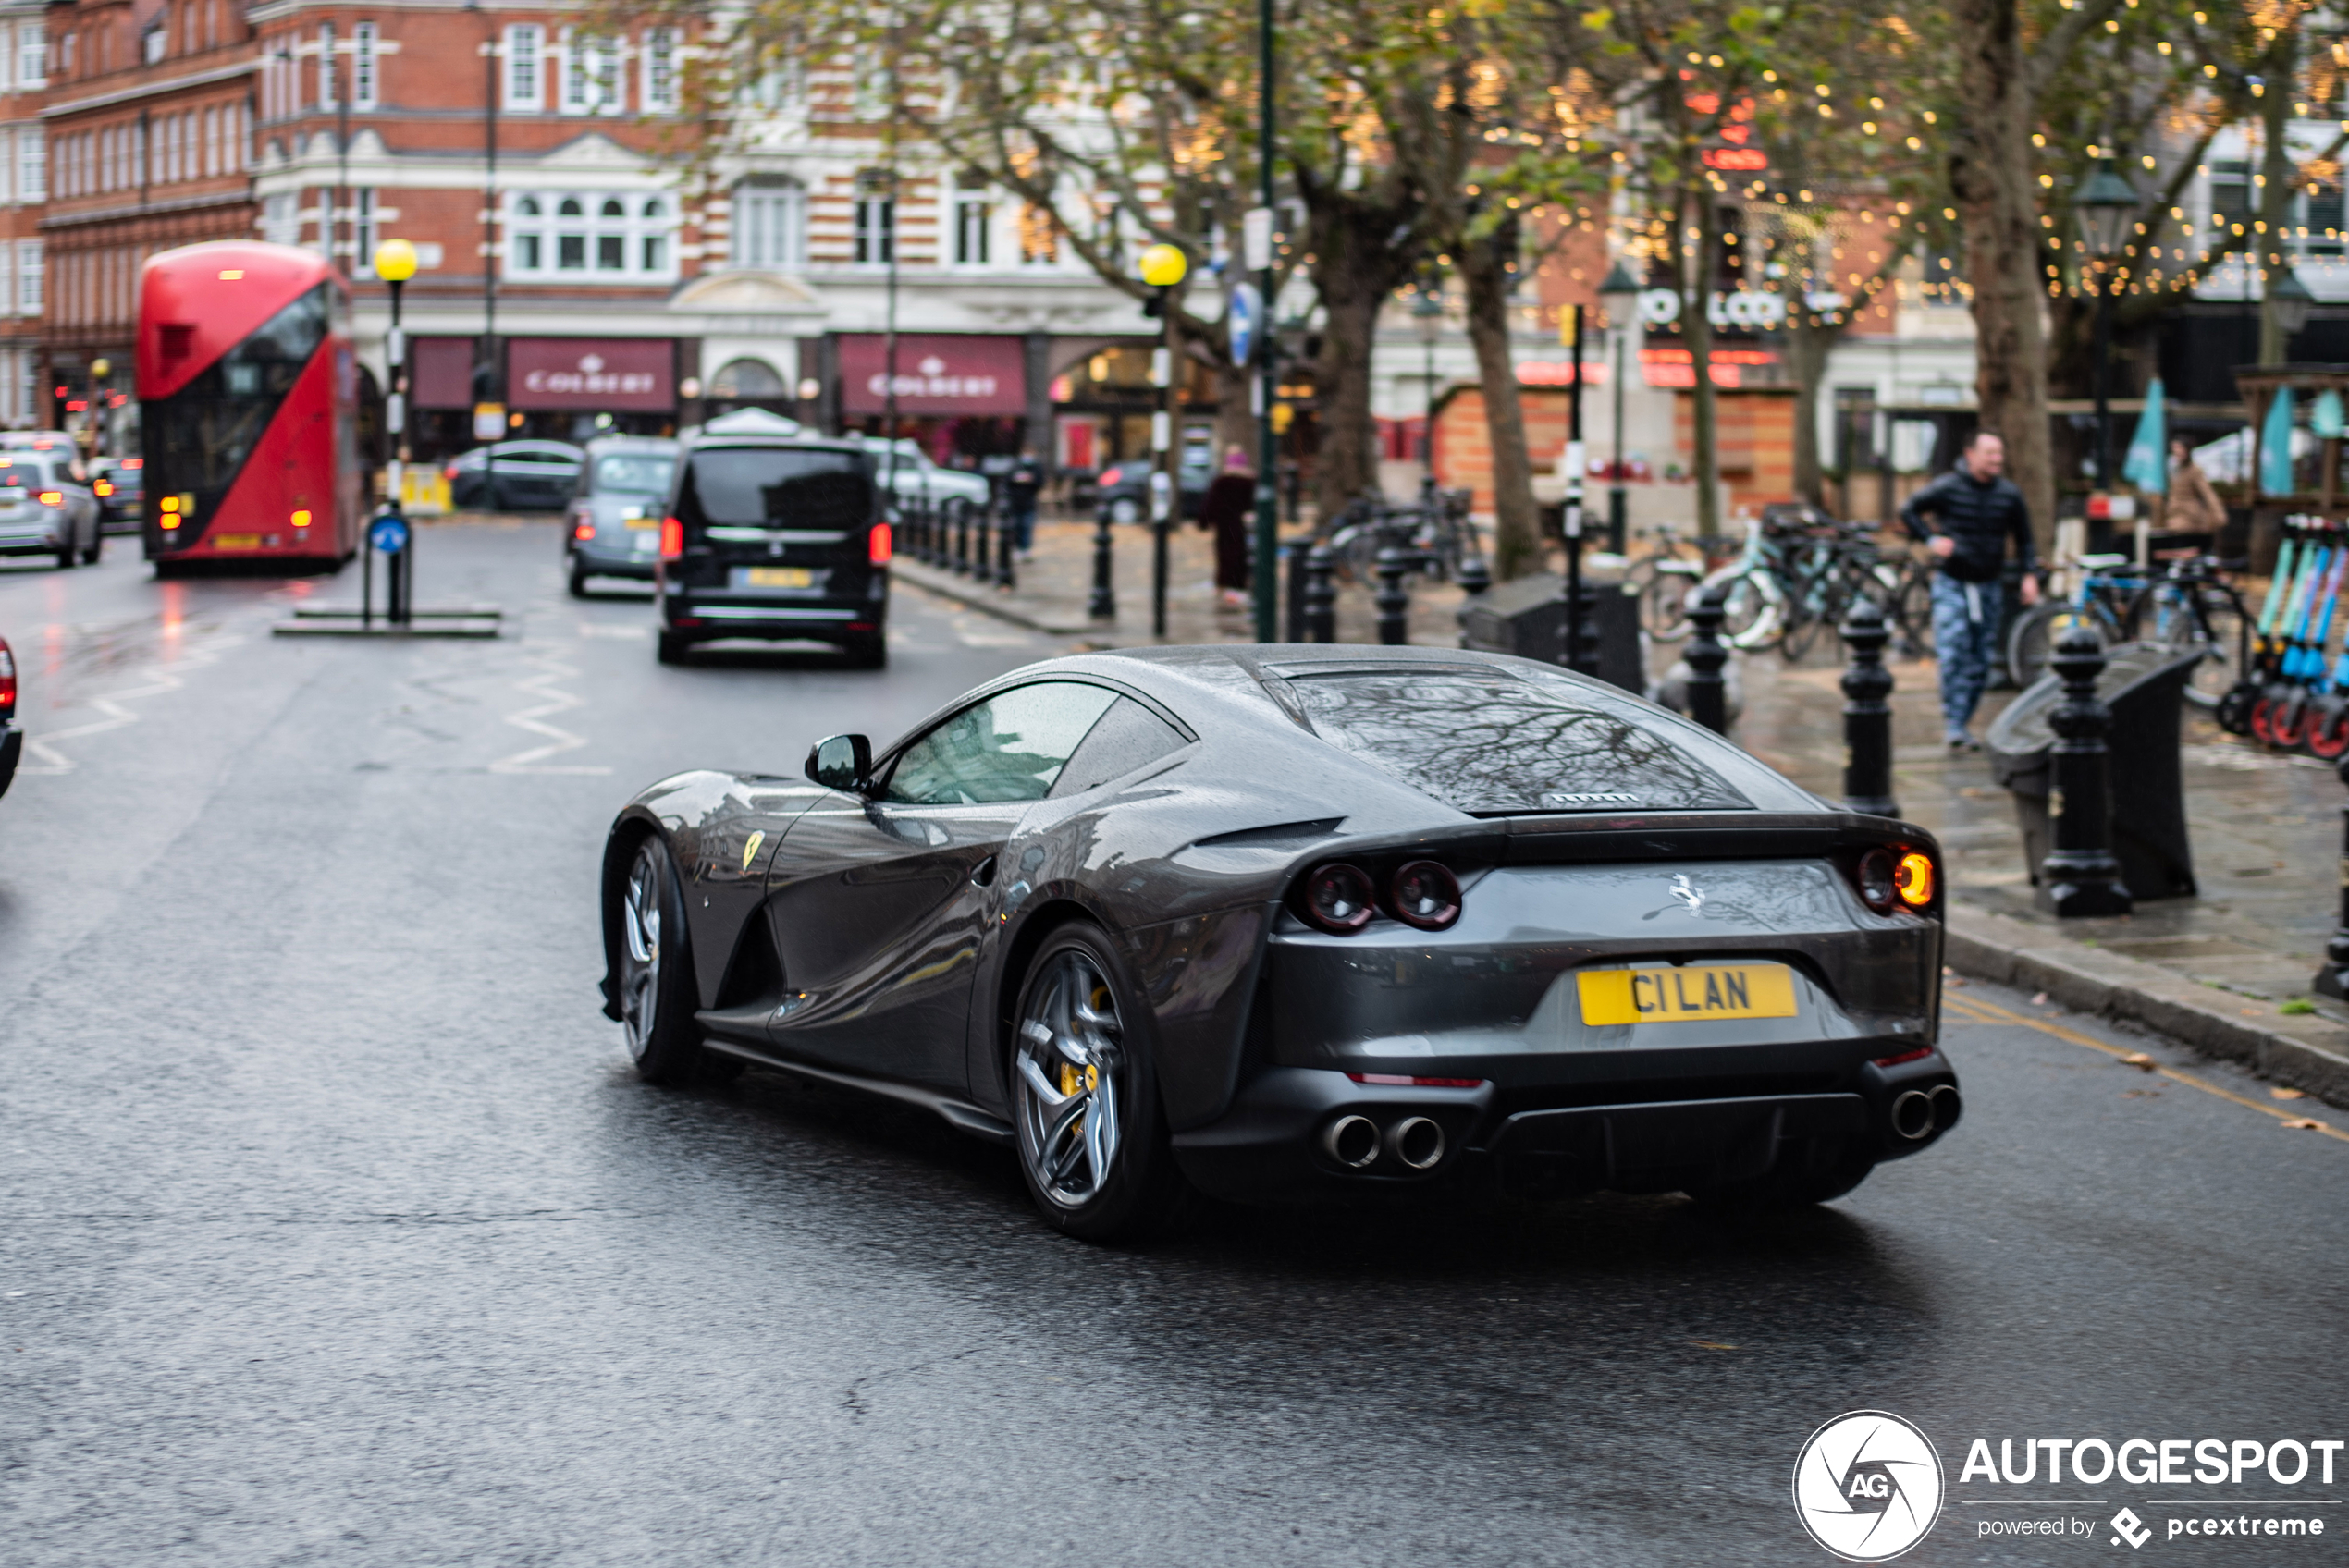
top-left (444, 441), bottom-right (585, 511)
top-left (91, 457), bottom-right (145, 533)
top-left (656, 435), bottom-right (889, 668)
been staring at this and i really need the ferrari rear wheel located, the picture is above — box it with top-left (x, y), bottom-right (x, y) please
top-left (1010, 924), bottom-right (1187, 1242)
top-left (617, 838), bottom-right (711, 1086)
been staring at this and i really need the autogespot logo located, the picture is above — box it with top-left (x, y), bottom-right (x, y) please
top-left (1794, 1411), bottom-right (1947, 1561)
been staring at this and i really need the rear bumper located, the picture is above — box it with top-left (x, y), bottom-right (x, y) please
top-left (0, 721), bottom-right (19, 799)
top-left (572, 545), bottom-right (658, 579)
top-left (661, 574), bottom-right (888, 642)
top-left (1170, 1050), bottom-right (1959, 1205)
top-left (0, 521), bottom-right (67, 552)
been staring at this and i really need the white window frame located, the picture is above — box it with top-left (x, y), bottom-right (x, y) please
top-left (316, 23), bottom-right (336, 110)
top-left (504, 189), bottom-right (677, 283)
top-left (17, 240), bottom-right (41, 315)
top-left (352, 22), bottom-right (377, 111)
top-left (732, 181), bottom-right (806, 270)
top-left (854, 195), bottom-right (895, 265)
top-left (17, 23), bottom-right (43, 91)
top-left (261, 190), bottom-right (298, 246)
top-left (953, 189), bottom-right (991, 266)
top-left (352, 189), bottom-right (378, 276)
top-left (503, 25), bottom-right (542, 113)
top-left (641, 28), bottom-right (678, 115)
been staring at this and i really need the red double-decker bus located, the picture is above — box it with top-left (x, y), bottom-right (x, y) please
top-left (138, 240), bottom-right (362, 571)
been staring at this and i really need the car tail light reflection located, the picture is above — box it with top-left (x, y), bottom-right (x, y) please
top-left (1389, 860), bottom-right (1462, 930)
top-left (1347, 1072), bottom-right (1486, 1088)
top-left (1872, 1047), bottom-right (1934, 1068)
top-left (658, 516), bottom-right (683, 560)
top-left (1298, 863), bottom-right (1375, 933)
top-left (868, 521), bottom-right (892, 565)
top-left (0, 636), bottom-right (15, 718)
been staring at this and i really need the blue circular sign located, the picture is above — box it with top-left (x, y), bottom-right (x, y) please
top-left (369, 515), bottom-right (411, 554)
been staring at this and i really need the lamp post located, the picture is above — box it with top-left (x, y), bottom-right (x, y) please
top-left (1598, 258), bottom-right (1641, 553)
top-left (87, 357), bottom-right (110, 458)
top-left (2072, 157), bottom-right (2140, 494)
top-left (375, 239), bottom-right (418, 514)
top-left (1139, 241), bottom-right (1187, 638)
top-left (1251, 0), bottom-right (1278, 643)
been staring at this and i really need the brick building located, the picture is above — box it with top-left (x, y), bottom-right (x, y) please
top-left (41, 0), bottom-right (256, 442)
top-left (0, 0), bottom-right (42, 427)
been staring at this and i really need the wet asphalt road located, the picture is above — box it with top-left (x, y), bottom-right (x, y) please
top-left (3, 523), bottom-right (2347, 1567)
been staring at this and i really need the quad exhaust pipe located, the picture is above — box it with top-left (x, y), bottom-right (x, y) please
top-left (1320, 1113), bottom-right (1448, 1171)
top-left (1890, 1084), bottom-right (1962, 1142)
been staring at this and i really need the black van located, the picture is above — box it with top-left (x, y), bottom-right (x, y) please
top-left (657, 434), bottom-right (889, 668)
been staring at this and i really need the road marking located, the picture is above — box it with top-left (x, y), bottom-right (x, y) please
top-left (18, 625), bottom-right (245, 775)
top-left (1945, 992), bottom-right (2349, 1144)
top-left (487, 643), bottom-right (610, 775)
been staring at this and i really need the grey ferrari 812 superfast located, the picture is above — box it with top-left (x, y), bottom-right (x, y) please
top-left (599, 645), bottom-right (1957, 1240)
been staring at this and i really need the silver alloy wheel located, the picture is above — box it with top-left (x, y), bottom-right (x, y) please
top-left (1013, 949), bottom-right (1125, 1209)
top-left (619, 842), bottom-right (665, 1063)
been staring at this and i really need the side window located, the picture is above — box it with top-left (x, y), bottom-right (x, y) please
top-left (882, 681), bottom-right (1120, 805)
top-left (1049, 697), bottom-right (1188, 797)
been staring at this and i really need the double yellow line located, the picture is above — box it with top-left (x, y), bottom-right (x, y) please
top-left (1942, 991), bottom-right (2349, 1145)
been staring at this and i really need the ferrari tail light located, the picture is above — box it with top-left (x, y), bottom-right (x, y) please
top-left (868, 521), bottom-right (892, 565)
top-left (1298, 863), bottom-right (1376, 933)
top-left (1389, 860), bottom-right (1462, 931)
top-left (658, 516), bottom-right (683, 560)
top-left (1853, 849), bottom-right (1897, 913)
top-left (0, 636), bottom-right (15, 718)
top-left (1894, 851), bottom-right (1935, 908)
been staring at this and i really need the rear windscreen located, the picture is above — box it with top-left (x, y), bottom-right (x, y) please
top-left (1285, 667), bottom-right (1752, 815)
top-left (0, 467), bottom-right (40, 489)
top-left (684, 448), bottom-right (871, 528)
top-left (592, 454), bottom-right (675, 496)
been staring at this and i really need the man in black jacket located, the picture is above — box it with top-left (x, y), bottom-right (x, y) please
top-left (1900, 431), bottom-right (2041, 749)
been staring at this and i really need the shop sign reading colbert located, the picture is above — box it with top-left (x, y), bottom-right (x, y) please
top-left (838, 335), bottom-right (1027, 416)
top-left (507, 339), bottom-right (675, 411)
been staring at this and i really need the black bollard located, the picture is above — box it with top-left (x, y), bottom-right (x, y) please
top-left (1304, 544), bottom-right (1337, 643)
top-left (1684, 585), bottom-right (1729, 735)
top-left (997, 507), bottom-right (1016, 590)
top-left (1088, 510), bottom-right (1116, 620)
top-left (953, 500), bottom-right (971, 574)
top-left (2036, 627), bottom-right (2133, 917)
top-left (1374, 545), bottom-right (1410, 645)
top-left (2313, 753), bottom-right (2349, 1000)
top-left (1839, 599), bottom-right (1899, 817)
top-left (1456, 551), bottom-right (1492, 599)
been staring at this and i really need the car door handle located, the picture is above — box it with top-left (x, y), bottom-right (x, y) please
top-left (972, 855), bottom-right (998, 888)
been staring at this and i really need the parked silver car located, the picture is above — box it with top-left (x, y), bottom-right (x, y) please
top-left (0, 453), bottom-right (102, 569)
top-left (856, 437), bottom-right (992, 515)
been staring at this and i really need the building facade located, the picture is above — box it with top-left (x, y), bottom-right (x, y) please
top-left (0, 0), bottom-right (43, 428)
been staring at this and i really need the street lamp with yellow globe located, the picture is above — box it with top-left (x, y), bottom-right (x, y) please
top-left (1137, 242), bottom-right (1189, 636)
top-left (375, 239), bottom-right (419, 514)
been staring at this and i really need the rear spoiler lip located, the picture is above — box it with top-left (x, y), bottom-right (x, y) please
top-left (1273, 811), bottom-right (1939, 872)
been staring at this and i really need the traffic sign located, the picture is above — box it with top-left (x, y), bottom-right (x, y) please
top-left (369, 515), bottom-right (411, 554)
top-left (1229, 282), bottom-right (1262, 368)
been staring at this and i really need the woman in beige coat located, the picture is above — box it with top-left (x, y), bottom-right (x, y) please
top-left (2160, 437), bottom-right (2228, 534)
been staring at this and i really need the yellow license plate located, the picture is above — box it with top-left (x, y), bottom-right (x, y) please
top-left (213, 533), bottom-right (262, 551)
top-left (1577, 963), bottom-right (1799, 1026)
top-left (623, 515), bottom-right (657, 529)
top-left (743, 567), bottom-right (813, 587)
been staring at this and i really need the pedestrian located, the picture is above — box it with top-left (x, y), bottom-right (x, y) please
top-left (1199, 450), bottom-right (1256, 606)
top-left (2158, 435), bottom-right (2228, 536)
top-left (1900, 430), bottom-right (2041, 751)
top-left (1003, 447), bottom-right (1044, 557)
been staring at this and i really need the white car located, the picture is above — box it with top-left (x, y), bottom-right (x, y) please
top-left (857, 437), bottom-right (991, 513)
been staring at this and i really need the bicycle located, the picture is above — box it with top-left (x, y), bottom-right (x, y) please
top-left (2129, 553), bottom-right (2250, 713)
top-left (1623, 521), bottom-right (1716, 643)
top-left (2003, 554), bottom-right (2146, 689)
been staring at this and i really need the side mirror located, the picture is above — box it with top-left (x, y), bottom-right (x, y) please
top-left (805, 733), bottom-right (873, 793)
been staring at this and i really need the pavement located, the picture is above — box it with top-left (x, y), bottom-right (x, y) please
top-left (922, 509), bottom-right (2349, 1107)
top-left (3, 521), bottom-right (2348, 1565)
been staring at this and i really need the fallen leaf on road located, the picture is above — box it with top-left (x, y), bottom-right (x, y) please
top-left (1690, 1341), bottom-right (1739, 1351)
top-left (2241, 1007), bottom-right (2265, 1016)
top-left (2281, 1119), bottom-right (2325, 1131)
top-left (1947, 976), bottom-right (1967, 987)
top-left (2270, 1086), bottom-right (2308, 1100)
top-left (2119, 1053), bottom-right (2157, 1072)
top-left (2031, 992), bottom-right (2049, 1006)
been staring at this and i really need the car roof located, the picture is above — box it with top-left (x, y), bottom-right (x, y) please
top-left (685, 435), bottom-right (867, 456)
top-left (584, 435), bottom-right (678, 454)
